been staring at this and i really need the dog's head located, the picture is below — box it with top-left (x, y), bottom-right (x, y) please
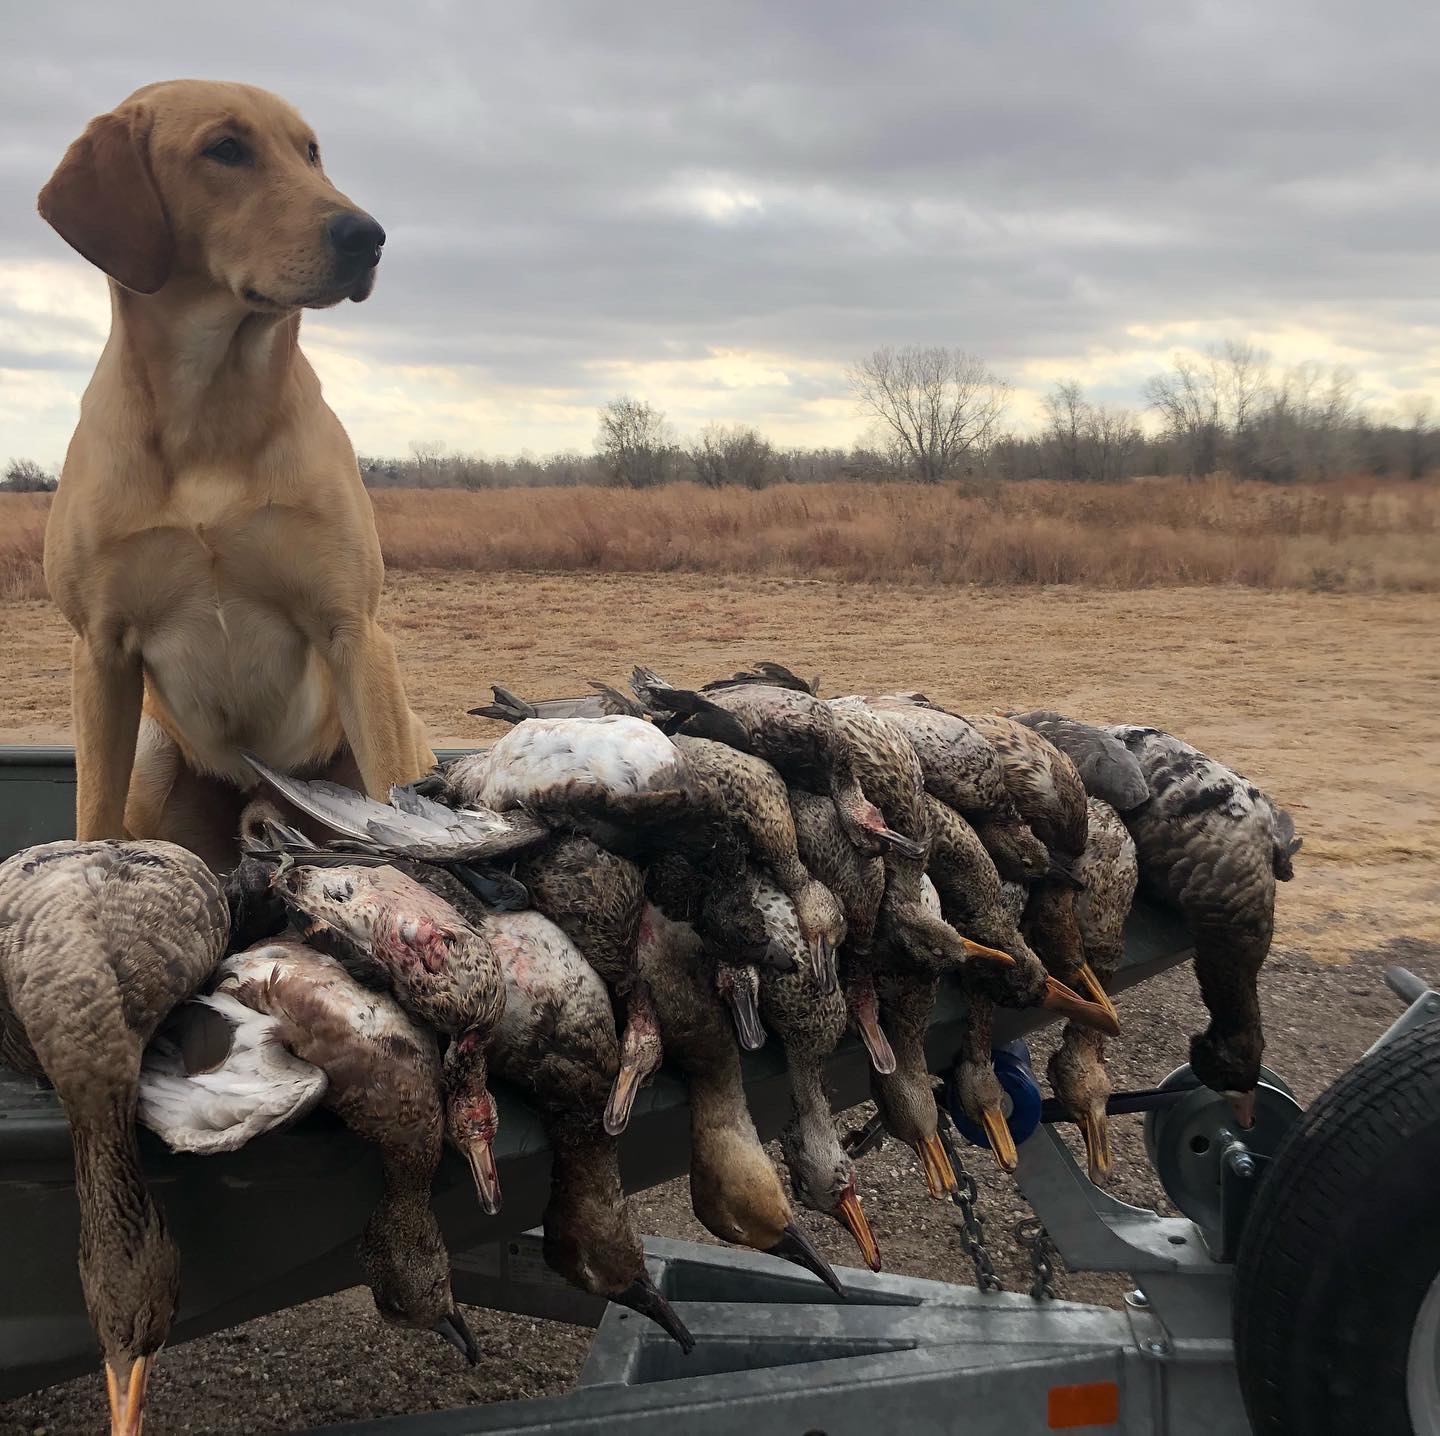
top-left (38, 79), bottom-right (384, 310)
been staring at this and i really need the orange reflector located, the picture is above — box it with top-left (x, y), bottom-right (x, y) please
top-left (1047, 1380), bottom-right (1120, 1428)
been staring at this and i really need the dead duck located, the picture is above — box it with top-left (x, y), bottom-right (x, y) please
top-left (673, 733), bottom-right (846, 993)
top-left (634, 901), bottom-right (845, 1294)
top-left (788, 789), bottom-right (896, 1074)
top-left (643, 825), bottom-right (789, 1052)
top-left (0, 840), bottom-right (228, 1436)
top-left (508, 834), bottom-right (661, 1135)
top-left (431, 714), bottom-right (698, 852)
top-left (753, 873), bottom-right (883, 1271)
top-left (152, 939), bottom-right (479, 1361)
top-left (269, 859), bottom-right (507, 1215)
top-left (1108, 725), bottom-right (1298, 1127)
top-left (482, 909), bottom-right (694, 1350)
top-left (951, 992), bottom-right (1019, 1173)
top-left (866, 695), bottom-right (1051, 882)
top-left (244, 766), bottom-right (661, 1139)
top-left (924, 794), bottom-right (1116, 1032)
top-left (962, 713), bottom-right (1118, 1028)
top-left (1046, 797), bottom-right (1139, 1184)
top-left (632, 666), bottom-right (922, 861)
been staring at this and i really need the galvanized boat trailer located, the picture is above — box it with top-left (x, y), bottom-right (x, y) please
top-left (322, 969), bottom-right (1440, 1436)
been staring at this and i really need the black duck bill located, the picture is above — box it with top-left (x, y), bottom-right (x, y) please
top-left (433, 1308), bottom-right (480, 1364)
top-left (613, 1275), bottom-right (696, 1354)
top-left (766, 1222), bottom-right (847, 1296)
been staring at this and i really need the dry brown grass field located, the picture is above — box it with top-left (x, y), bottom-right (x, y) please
top-left (2, 499), bottom-right (1438, 1431)
top-left (4, 475), bottom-right (1440, 601)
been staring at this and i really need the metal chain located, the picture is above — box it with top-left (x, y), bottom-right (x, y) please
top-left (936, 1118), bottom-right (1003, 1292)
top-left (1014, 1216), bottom-right (1060, 1300)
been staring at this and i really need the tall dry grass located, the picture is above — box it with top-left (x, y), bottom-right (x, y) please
top-left (3, 476), bottom-right (1437, 597)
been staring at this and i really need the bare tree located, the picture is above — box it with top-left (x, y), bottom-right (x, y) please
top-left (1143, 357), bottom-right (1221, 478)
top-left (848, 345), bottom-right (1010, 483)
top-left (1041, 379), bottom-right (1088, 482)
top-left (1400, 395), bottom-right (1433, 480)
top-left (687, 423), bottom-right (781, 489)
top-left (1, 458), bottom-right (56, 492)
top-left (596, 396), bottom-right (674, 488)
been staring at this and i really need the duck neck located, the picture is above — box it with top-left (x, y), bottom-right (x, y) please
top-left (71, 1101), bottom-right (178, 1365)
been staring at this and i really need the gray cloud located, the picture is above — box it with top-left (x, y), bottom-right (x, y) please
top-left (4, 0), bottom-right (1440, 456)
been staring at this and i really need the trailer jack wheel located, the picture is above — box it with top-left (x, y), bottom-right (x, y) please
top-left (1233, 1020), bottom-right (1440, 1436)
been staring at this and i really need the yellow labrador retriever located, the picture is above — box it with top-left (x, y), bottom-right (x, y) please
top-left (38, 80), bottom-right (434, 868)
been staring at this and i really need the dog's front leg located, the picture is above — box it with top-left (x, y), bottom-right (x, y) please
top-left (71, 634), bottom-right (144, 840)
top-left (322, 620), bottom-right (430, 799)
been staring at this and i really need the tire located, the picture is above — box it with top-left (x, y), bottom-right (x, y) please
top-left (1234, 1021), bottom-right (1440, 1436)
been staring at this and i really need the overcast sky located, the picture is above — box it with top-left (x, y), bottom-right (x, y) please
top-left (4, 1), bottom-right (1439, 466)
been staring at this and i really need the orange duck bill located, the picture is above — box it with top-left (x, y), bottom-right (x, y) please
top-left (1080, 1106), bottom-right (1112, 1185)
top-left (979, 1105), bottom-right (1019, 1173)
top-left (912, 1132), bottom-right (959, 1197)
top-left (105, 1354), bottom-right (154, 1436)
top-left (1040, 976), bottom-right (1121, 1037)
top-left (1074, 963), bottom-right (1121, 1028)
top-left (831, 1183), bottom-right (883, 1271)
top-left (604, 1061), bottom-right (645, 1137)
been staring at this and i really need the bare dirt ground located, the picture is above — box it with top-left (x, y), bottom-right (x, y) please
top-left (2, 572), bottom-right (1437, 1434)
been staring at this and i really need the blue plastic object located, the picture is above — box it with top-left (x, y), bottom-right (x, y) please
top-left (945, 1040), bottom-right (1044, 1153)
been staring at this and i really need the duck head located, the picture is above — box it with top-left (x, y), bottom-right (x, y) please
top-left (790, 877), bottom-right (846, 994)
top-left (1048, 1028), bottom-right (1112, 1184)
top-left (889, 901), bottom-right (1015, 975)
top-left (779, 1120), bottom-right (882, 1272)
top-left (85, 1188), bottom-right (178, 1436)
top-left (361, 1199), bottom-right (478, 1363)
top-left (443, 1030), bottom-right (503, 1214)
top-left (1189, 1024), bottom-right (1264, 1129)
top-left (689, 1124), bottom-right (845, 1295)
top-left (543, 1175), bottom-right (694, 1352)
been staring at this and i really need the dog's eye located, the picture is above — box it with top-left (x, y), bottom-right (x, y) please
top-left (307, 141), bottom-right (320, 165)
top-left (204, 137), bottom-right (249, 166)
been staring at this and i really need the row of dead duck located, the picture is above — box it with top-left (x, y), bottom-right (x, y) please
top-left (0, 664), bottom-right (1300, 1436)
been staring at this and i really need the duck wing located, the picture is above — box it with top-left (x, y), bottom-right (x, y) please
top-left (469, 682), bottom-right (646, 723)
top-left (139, 991), bottom-right (327, 1154)
top-left (242, 753), bottom-right (548, 862)
top-left (1010, 711), bottom-right (1151, 812)
top-left (703, 662), bottom-right (819, 696)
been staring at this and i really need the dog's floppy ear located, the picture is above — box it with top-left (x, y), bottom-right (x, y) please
top-left (38, 105), bottom-right (174, 294)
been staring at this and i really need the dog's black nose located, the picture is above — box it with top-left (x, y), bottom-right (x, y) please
top-left (328, 211), bottom-right (386, 264)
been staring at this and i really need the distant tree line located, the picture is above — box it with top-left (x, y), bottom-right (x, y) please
top-left (7, 341), bottom-right (1435, 493)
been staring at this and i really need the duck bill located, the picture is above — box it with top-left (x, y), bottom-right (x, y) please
top-left (722, 982), bottom-right (767, 1051)
top-left (1081, 1108), bottom-right (1112, 1184)
top-left (913, 1132), bottom-right (959, 1197)
top-left (852, 1001), bottom-right (897, 1075)
top-left (105, 1353), bottom-right (154, 1436)
top-left (876, 825), bottom-right (926, 862)
top-left (831, 1184), bottom-right (883, 1271)
top-left (604, 1062), bottom-right (645, 1137)
top-left (463, 1139), bottom-right (503, 1215)
top-left (811, 934), bottom-right (841, 996)
top-left (1075, 963), bottom-right (1121, 1028)
top-left (960, 936), bottom-right (1014, 966)
top-left (1225, 1089), bottom-right (1257, 1130)
top-left (766, 1221), bottom-right (846, 1297)
top-left (432, 1308), bottom-right (480, 1365)
top-left (980, 1106), bottom-right (1019, 1173)
top-left (1040, 975), bottom-right (1121, 1037)
top-left (613, 1275), bottom-right (696, 1354)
